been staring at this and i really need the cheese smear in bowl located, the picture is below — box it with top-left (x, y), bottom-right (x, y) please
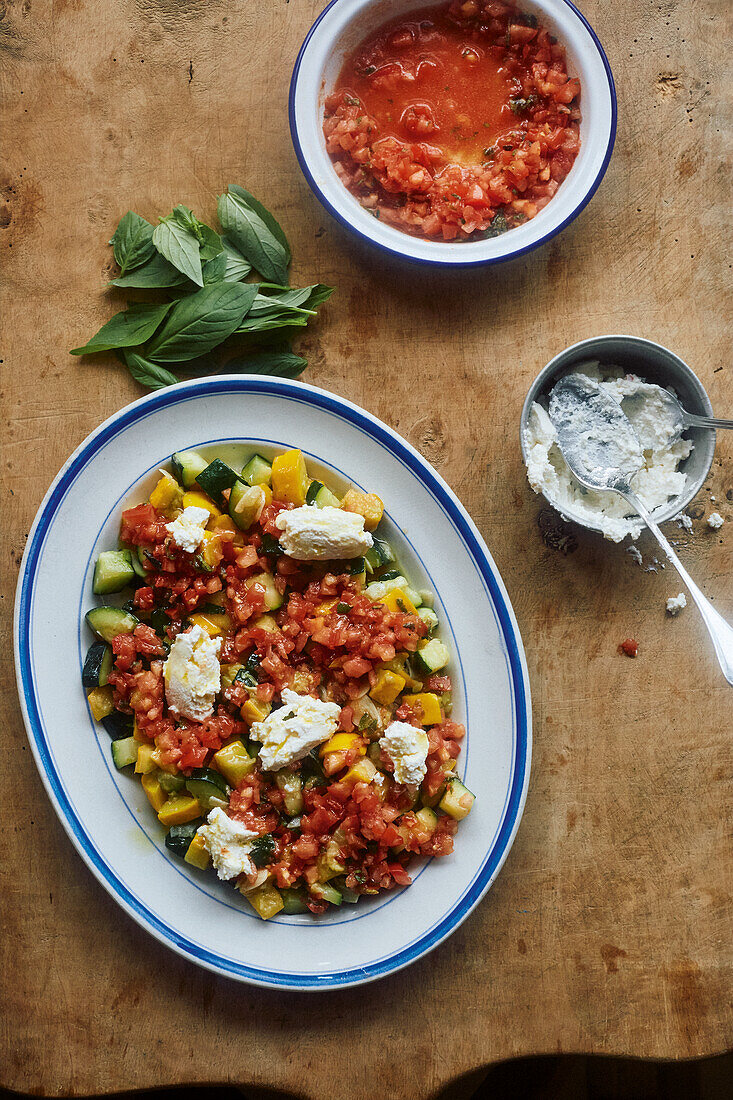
top-left (523, 362), bottom-right (693, 541)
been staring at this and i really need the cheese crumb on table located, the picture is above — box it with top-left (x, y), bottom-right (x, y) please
top-left (250, 688), bottom-right (341, 770)
top-left (666, 593), bottom-right (687, 615)
top-left (163, 624), bottom-right (221, 722)
top-left (166, 505), bottom-right (210, 553)
top-left (275, 505), bottom-right (373, 560)
top-left (379, 720), bottom-right (429, 786)
top-left (707, 512), bottom-right (724, 529)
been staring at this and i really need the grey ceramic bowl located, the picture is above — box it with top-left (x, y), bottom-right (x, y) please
top-left (519, 335), bottom-right (716, 535)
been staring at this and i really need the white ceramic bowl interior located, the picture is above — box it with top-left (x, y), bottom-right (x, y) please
top-left (15, 377), bottom-right (531, 989)
top-left (290, 0), bottom-right (617, 265)
top-left (519, 335), bottom-right (716, 535)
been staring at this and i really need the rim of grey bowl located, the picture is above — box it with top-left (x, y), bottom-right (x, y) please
top-left (288, 0), bottom-right (618, 269)
top-left (519, 335), bottom-right (716, 535)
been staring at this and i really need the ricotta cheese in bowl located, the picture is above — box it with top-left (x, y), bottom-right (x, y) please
top-left (523, 361), bottom-right (693, 541)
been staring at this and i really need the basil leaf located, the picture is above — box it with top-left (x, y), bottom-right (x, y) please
top-left (146, 282), bottom-right (258, 362)
top-left (302, 283), bottom-right (334, 310)
top-left (235, 311), bottom-right (309, 334)
top-left (202, 251), bottom-right (228, 284)
top-left (109, 211), bottom-right (155, 275)
top-left (108, 250), bottom-right (187, 289)
top-left (221, 236), bottom-right (252, 280)
top-left (70, 301), bottom-right (174, 355)
top-left (217, 192), bottom-right (289, 286)
top-left (153, 217), bottom-right (203, 287)
top-left (199, 224), bottom-right (224, 262)
top-left (226, 347), bottom-right (307, 378)
top-left (227, 184), bottom-right (291, 262)
top-left (171, 204), bottom-right (204, 242)
top-left (122, 349), bottom-right (180, 390)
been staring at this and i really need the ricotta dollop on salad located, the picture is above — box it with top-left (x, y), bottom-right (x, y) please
top-left (524, 362), bottom-right (693, 541)
top-left (82, 445), bottom-right (474, 919)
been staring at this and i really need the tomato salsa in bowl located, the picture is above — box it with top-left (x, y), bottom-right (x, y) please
top-left (290, 0), bottom-right (616, 266)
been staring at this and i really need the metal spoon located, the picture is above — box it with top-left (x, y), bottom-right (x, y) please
top-left (549, 374), bottom-right (733, 686)
top-left (617, 380), bottom-right (733, 446)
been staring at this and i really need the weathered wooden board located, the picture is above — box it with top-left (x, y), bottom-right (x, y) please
top-left (1, 0), bottom-right (731, 1096)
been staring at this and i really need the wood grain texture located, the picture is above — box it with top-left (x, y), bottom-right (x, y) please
top-left (1, 0), bottom-right (731, 1095)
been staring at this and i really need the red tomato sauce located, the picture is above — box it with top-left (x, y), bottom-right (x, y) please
top-left (324, 1), bottom-right (581, 242)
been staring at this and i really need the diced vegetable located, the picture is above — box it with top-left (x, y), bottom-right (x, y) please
top-left (275, 771), bottom-right (304, 815)
top-left (319, 732), bottom-right (364, 757)
top-left (149, 472), bottom-right (183, 516)
top-left (306, 480), bottom-right (341, 508)
top-left (250, 833), bottom-right (277, 868)
top-left (171, 449), bottom-right (208, 489)
top-left (181, 489), bottom-right (222, 517)
top-left (414, 806), bottom-right (438, 834)
top-left (184, 833), bottom-right (211, 869)
top-left (401, 692), bottom-right (442, 726)
top-left (229, 481), bottom-right (266, 530)
top-left (111, 736), bottom-right (138, 770)
top-left (382, 588), bottom-right (418, 615)
top-left (242, 880), bottom-right (284, 920)
top-left (280, 888), bottom-right (309, 914)
top-left (82, 642), bottom-right (113, 689)
top-left (438, 776), bottom-right (475, 820)
top-left (93, 549), bottom-right (135, 595)
top-left (87, 686), bottom-right (114, 721)
top-left (242, 454), bottom-right (272, 487)
top-left (417, 606), bottom-right (439, 633)
top-left (415, 638), bottom-right (450, 674)
top-left (185, 767), bottom-right (230, 812)
top-left (271, 448), bottom-right (308, 505)
top-left (340, 488), bottom-right (384, 531)
top-left (369, 669), bottom-right (406, 705)
top-left (211, 741), bottom-right (256, 786)
top-left (141, 772), bottom-right (167, 811)
top-left (101, 711), bottom-right (134, 740)
top-left (196, 459), bottom-right (242, 507)
top-left (365, 575), bottom-right (422, 608)
top-left (85, 606), bottom-right (139, 643)
top-left (165, 821), bottom-right (201, 857)
top-left (364, 535), bottom-right (395, 574)
top-left (157, 794), bottom-right (202, 827)
top-left (250, 612), bottom-right (280, 633)
top-left (188, 611), bottom-right (232, 636)
top-left (134, 743), bottom-right (157, 774)
top-left (309, 881), bottom-right (342, 906)
top-left (342, 757), bottom-right (378, 786)
top-left (245, 571), bottom-right (284, 610)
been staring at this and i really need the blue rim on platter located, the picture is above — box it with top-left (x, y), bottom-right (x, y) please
top-left (14, 376), bottom-right (532, 989)
top-left (289, 0), bottom-right (617, 269)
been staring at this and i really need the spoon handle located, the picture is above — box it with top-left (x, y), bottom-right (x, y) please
top-left (683, 412), bottom-right (733, 431)
top-left (622, 490), bottom-right (733, 686)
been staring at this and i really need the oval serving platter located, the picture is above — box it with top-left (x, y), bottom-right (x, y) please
top-left (14, 376), bottom-right (531, 990)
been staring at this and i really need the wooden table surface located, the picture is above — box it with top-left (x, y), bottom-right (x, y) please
top-left (2, 1), bottom-right (731, 1096)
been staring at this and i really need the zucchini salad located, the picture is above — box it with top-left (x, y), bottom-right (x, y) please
top-left (83, 446), bottom-right (475, 919)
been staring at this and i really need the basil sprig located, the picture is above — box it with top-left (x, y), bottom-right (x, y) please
top-left (71, 184), bottom-right (334, 389)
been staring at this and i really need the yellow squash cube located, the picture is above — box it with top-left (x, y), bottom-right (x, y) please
top-left (340, 489), bottom-right (384, 531)
top-left (157, 795), bottom-right (201, 827)
top-left (242, 880), bottom-right (284, 920)
top-left (87, 686), bottom-right (114, 722)
top-left (342, 757), bottom-right (378, 786)
top-left (181, 490), bottom-right (222, 517)
top-left (241, 698), bottom-right (271, 726)
top-left (212, 741), bottom-right (257, 786)
top-left (382, 588), bottom-right (418, 615)
top-left (184, 833), bottom-right (211, 870)
top-left (319, 732), bottom-right (365, 758)
top-left (401, 692), bottom-right (442, 726)
top-left (149, 472), bottom-right (184, 517)
top-left (134, 743), bottom-right (157, 775)
top-left (271, 449), bottom-right (308, 505)
top-left (369, 669), bottom-right (406, 705)
top-left (141, 772), bottom-right (167, 812)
